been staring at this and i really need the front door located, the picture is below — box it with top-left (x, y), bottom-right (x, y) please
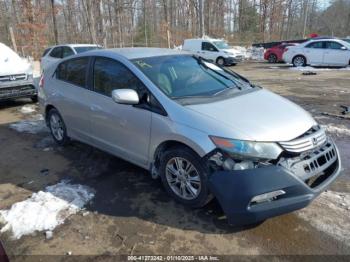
top-left (88, 57), bottom-right (152, 167)
top-left (323, 41), bottom-right (349, 66)
top-left (200, 42), bottom-right (219, 62)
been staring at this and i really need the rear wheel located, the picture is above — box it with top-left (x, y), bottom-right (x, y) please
top-left (268, 54), bottom-right (277, 63)
top-left (292, 55), bottom-right (306, 67)
top-left (48, 108), bottom-right (70, 146)
top-left (159, 146), bottom-right (212, 208)
top-left (216, 57), bottom-right (225, 66)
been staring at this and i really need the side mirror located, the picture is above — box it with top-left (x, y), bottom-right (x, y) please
top-left (111, 89), bottom-right (139, 105)
top-left (341, 46), bottom-right (347, 50)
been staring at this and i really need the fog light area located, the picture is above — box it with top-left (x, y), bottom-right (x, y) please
top-left (250, 190), bottom-right (286, 205)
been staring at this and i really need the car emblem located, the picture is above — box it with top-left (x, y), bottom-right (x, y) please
top-left (312, 137), bottom-right (318, 146)
top-left (9, 76), bottom-right (16, 81)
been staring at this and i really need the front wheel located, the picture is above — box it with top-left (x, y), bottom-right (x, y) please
top-left (48, 108), bottom-right (70, 146)
top-left (216, 57), bottom-right (225, 66)
top-left (159, 146), bottom-right (212, 208)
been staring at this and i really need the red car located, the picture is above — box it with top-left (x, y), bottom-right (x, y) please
top-left (264, 43), bottom-right (296, 63)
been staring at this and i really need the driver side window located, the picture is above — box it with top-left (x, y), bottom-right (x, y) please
top-left (202, 42), bottom-right (218, 52)
top-left (93, 57), bottom-right (146, 98)
top-left (326, 41), bottom-right (344, 50)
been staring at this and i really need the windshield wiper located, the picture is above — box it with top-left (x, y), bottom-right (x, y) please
top-left (213, 86), bottom-right (237, 96)
top-left (193, 56), bottom-right (242, 90)
top-left (171, 94), bottom-right (213, 100)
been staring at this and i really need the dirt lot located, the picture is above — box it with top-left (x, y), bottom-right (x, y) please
top-left (0, 62), bottom-right (349, 260)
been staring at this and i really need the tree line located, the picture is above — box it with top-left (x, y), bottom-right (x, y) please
top-left (0, 0), bottom-right (349, 59)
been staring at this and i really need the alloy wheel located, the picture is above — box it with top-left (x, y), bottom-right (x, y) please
top-left (165, 157), bottom-right (201, 200)
top-left (293, 56), bottom-right (305, 67)
top-left (50, 113), bottom-right (64, 141)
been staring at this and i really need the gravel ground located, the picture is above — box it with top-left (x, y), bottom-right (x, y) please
top-left (0, 61), bottom-right (349, 260)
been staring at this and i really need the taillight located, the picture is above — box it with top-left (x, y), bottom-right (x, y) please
top-left (285, 48), bottom-right (289, 52)
top-left (39, 75), bottom-right (44, 88)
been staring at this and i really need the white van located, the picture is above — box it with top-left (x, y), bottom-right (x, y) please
top-left (182, 38), bottom-right (244, 66)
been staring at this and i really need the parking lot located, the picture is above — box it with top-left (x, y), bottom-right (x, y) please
top-left (0, 61), bottom-right (349, 258)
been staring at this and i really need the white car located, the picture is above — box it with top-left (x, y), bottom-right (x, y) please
top-left (182, 38), bottom-right (244, 66)
top-left (283, 39), bottom-right (350, 67)
top-left (41, 44), bottom-right (101, 71)
top-left (0, 43), bottom-right (36, 102)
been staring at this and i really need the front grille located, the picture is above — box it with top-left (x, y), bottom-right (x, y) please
top-left (278, 140), bottom-right (338, 188)
top-left (279, 126), bottom-right (327, 153)
top-left (235, 55), bottom-right (244, 60)
top-left (0, 74), bottom-right (27, 82)
top-left (0, 85), bottom-right (36, 99)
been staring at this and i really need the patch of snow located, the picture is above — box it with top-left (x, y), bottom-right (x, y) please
top-left (290, 66), bottom-right (350, 71)
top-left (246, 47), bottom-right (265, 61)
top-left (323, 124), bottom-right (350, 137)
top-left (0, 181), bottom-right (95, 239)
top-left (19, 105), bottom-right (36, 114)
top-left (9, 115), bottom-right (47, 134)
top-left (297, 190), bottom-right (350, 244)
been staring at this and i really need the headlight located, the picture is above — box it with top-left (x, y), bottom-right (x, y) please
top-left (209, 136), bottom-right (282, 160)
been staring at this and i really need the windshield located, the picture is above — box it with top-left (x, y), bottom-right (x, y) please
top-left (74, 46), bottom-right (100, 54)
top-left (213, 41), bottom-right (230, 49)
top-left (132, 55), bottom-right (251, 100)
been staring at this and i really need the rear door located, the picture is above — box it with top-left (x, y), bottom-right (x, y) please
top-left (87, 56), bottom-right (152, 167)
top-left (304, 41), bottom-right (325, 65)
top-left (54, 57), bottom-right (92, 141)
top-left (323, 41), bottom-right (349, 66)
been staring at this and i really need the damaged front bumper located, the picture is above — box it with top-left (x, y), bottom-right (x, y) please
top-left (208, 141), bottom-right (342, 226)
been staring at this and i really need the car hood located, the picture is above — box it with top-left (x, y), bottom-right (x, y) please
top-left (185, 89), bottom-right (317, 142)
top-left (0, 43), bottom-right (31, 75)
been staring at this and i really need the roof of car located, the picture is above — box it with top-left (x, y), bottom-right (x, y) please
top-left (304, 38), bottom-right (350, 46)
top-left (48, 44), bottom-right (100, 49)
top-left (97, 47), bottom-right (188, 60)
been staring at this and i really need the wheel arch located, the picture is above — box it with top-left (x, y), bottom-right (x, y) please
top-left (152, 139), bottom-right (212, 170)
top-left (45, 104), bottom-right (57, 125)
top-left (292, 54), bottom-right (307, 65)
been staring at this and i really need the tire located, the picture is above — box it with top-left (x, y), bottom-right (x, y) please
top-left (216, 57), bottom-right (225, 66)
top-left (159, 146), bottom-right (212, 208)
top-left (268, 54), bottom-right (277, 63)
top-left (292, 55), bottom-right (306, 67)
top-left (31, 96), bottom-right (38, 103)
top-left (47, 108), bottom-right (70, 146)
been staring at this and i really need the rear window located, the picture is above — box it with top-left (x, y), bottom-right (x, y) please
top-left (50, 47), bottom-right (62, 58)
top-left (42, 48), bottom-right (51, 57)
top-left (74, 46), bottom-right (100, 54)
top-left (56, 57), bottom-right (89, 87)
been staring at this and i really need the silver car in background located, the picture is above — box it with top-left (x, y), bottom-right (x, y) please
top-left (39, 48), bottom-right (341, 225)
top-left (41, 44), bottom-right (102, 72)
